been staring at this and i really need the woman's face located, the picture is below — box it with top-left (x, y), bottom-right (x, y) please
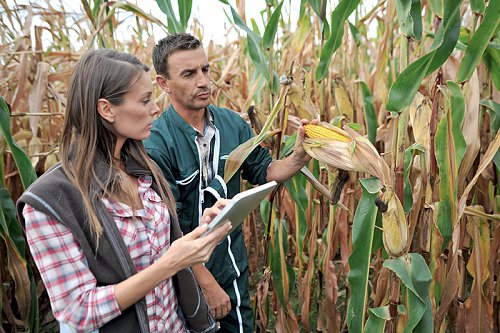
top-left (109, 71), bottom-right (159, 145)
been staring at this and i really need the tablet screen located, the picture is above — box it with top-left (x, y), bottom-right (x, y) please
top-left (203, 181), bottom-right (278, 235)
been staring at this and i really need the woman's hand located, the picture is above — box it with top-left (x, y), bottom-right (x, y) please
top-left (114, 200), bottom-right (231, 311)
top-left (159, 199), bottom-right (232, 274)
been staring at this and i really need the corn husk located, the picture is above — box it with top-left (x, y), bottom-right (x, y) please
top-left (381, 189), bottom-right (408, 257)
top-left (333, 78), bottom-right (353, 121)
top-left (302, 122), bottom-right (393, 189)
top-left (286, 67), bottom-right (320, 120)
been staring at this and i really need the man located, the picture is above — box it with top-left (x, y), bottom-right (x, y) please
top-left (144, 33), bottom-right (313, 333)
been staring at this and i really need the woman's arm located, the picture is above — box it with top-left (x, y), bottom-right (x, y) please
top-left (23, 201), bottom-right (231, 330)
top-left (24, 205), bottom-right (121, 331)
top-left (114, 219), bottom-right (229, 310)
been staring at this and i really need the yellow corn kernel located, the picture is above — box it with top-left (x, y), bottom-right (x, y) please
top-left (304, 124), bottom-right (352, 142)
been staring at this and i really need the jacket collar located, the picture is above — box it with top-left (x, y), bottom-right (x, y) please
top-left (167, 104), bottom-right (216, 136)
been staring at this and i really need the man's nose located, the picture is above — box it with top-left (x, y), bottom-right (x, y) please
top-left (197, 71), bottom-right (210, 87)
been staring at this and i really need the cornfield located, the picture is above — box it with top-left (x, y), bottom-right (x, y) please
top-left (1, 0), bottom-right (499, 332)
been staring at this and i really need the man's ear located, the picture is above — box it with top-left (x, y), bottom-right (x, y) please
top-left (97, 99), bottom-right (114, 123)
top-left (156, 75), bottom-right (171, 94)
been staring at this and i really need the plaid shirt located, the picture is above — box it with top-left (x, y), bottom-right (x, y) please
top-left (23, 175), bottom-right (186, 332)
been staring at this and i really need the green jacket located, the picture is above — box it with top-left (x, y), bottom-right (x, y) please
top-left (144, 104), bottom-right (272, 288)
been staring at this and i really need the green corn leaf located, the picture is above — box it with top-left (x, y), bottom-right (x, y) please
top-left (470, 0), bottom-right (485, 15)
top-left (483, 46), bottom-right (500, 90)
top-left (262, 0), bottom-right (284, 49)
top-left (228, 6), bottom-right (273, 82)
top-left (435, 81), bottom-right (466, 249)
top-left (364, 306), bottom-right (390, 332)
top-left (177, 0), bottom-right (192, 31)
top-left (347, 177), bottom-right (382, 333)
top-left (386, 0), bottom-right (462, 112)
top-left (428, 0), bottom-right (443, 18)
top-left (480, 99), bottom-right (500, 172)
top-left (480, 100), bottom-right (500, 134)
top-left (270, 218), bottom-right (296, 307)
top-left (0, 97), bottom-right (37, 189)
top-left (299, 0), bottom-right (308, 17)
top-left (308, 0), bottom-right (330, 39)
top-left (1, 190), bottom-right (38, 331)
top-left (403, 143), bottom-right (426, 213)
top-left (247, 33), bottom-right (270, 80)
top-left (395, 0), bottom-right (423, 40)
top-left (28, 266), bottom-right (39, 332)
top-left (217, 0), bottom-right (229, 4)
top-left (224, 93), bottom-right (285, 182)
top-left (0, 96), bottom-right (39, 330)
top-left (372, 212), bottom-right (383, 253)
top-left (364, 305), bottom-right (406, 332)
top-left (383, 253), bottom-right (433, 333)
top-left (315, 0), bottom-right (361, 82)
top-left (456, 0), bottom-right (500, 83)
top-left (348, 21), bottom-right (362, 46)
top-left (0, 189), bottom-right (26, 253)
top-left (308, 0), bottom-right (324, 21)
top-left (250, 18), bottom-right (262, 36)
top-left (284, 167), bottom-right (308, 271)
top-left (358, 81), bottom-right (377, 144)
top-left (156, 0), bottom-right (182, 33)
top-left (229, 6), bottom-right (261, 42)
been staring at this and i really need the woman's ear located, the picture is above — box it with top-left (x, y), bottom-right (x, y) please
top-left (156, 75), bottom-right (171, 94)
top-left (97, 99), bottom-right (114, 123)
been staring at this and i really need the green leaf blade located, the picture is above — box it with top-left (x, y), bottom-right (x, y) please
top-left (456, 0), bottom-right (500, 83)
top-left (262, 0), bottom-right (284, 50)
top-left (347, 178), bottom-right (380, 333)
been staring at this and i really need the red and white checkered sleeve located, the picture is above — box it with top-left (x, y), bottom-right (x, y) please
top-left (23, 204), bottom-right (122, 331)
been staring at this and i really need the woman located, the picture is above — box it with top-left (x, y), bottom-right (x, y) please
top-left (16, 49), bottom-right (231, 333)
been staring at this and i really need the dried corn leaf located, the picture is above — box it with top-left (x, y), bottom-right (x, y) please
top-left (457, 70), bottom-right (481, 194)
top-left (464, 210), bottom-right (494, 332)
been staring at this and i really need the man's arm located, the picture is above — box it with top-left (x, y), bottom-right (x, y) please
top-left (266, 118), bottom-right (317, 183)
top-left (192, 265), bottom-right (231, 319)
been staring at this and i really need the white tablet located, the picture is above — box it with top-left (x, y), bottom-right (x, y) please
top-left (203, 181), bottom-right (278, 236)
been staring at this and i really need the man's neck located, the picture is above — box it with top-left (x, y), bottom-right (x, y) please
top-left (172, 103), bottom-right (206, 133)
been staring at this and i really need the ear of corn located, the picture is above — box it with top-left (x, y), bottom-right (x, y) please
top-left (304, 124), bottom-right (352, 142)
top-left (302, 124), bottom-right (394, 189)
top-left (381, 190), bottom-right (408, 257)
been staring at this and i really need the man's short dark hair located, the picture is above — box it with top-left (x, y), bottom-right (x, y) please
top-left (152, 33), bottom-right (202, 78)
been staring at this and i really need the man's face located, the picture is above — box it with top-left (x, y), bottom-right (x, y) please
top-left (164, 47), bottom-right (211, 111)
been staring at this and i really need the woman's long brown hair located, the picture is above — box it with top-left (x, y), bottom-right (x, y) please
top-left (60, 49), bottom-right (174, 239)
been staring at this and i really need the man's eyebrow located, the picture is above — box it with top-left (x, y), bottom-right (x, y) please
top-left (179, 63), bottom-right (210, 75)
top-left (179, 67), bottom-right (196, 76)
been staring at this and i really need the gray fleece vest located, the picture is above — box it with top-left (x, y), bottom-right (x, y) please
top-left (16, 155), bottom-right (218, 333)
